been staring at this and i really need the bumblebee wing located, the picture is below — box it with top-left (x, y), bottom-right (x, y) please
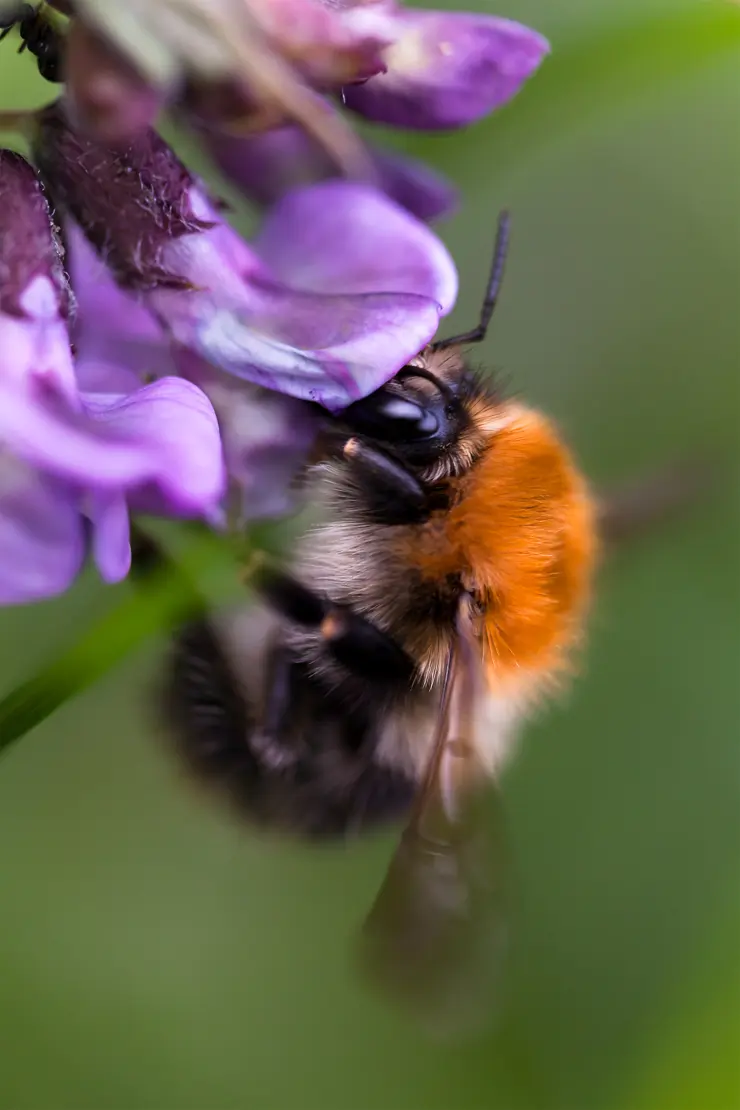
top-left (358, 598), bottom-right (508, 1035)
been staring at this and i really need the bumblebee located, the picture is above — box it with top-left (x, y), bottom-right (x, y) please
top-left (160, 215), bottom-right (708, 1021)
top-left (0, 3), bottom-right (64, 83)
top-left (163, 213), bottom-right (597, 840)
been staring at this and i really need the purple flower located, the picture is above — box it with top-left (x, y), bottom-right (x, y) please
top-left (0, 150), bottom-right (224, 604)
top-left (186, 6), bottom-right (546, 235)
top-left (64, 20), bottom-right (166, 145)
top-left (66, 0), bottom-right (547, 152)
top-left (341, 8), bottom-right (549, 130)
top-left (176, 351), bottom-right (319, 523)
top-left (68, 226), bottom-right (319, 524)
top-left (66, 0), bottom-right (392, 154)
top-left (199, 121), bottom-right (458, 222)
top-left (73, 0), bottom-right (391, 92)
top-left (68, 225), bottom-right (178, 395)
top-left (34, 103), bottom-right (458, 411)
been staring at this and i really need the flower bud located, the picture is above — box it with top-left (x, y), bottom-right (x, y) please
top-left (342, 9), bottom-right (550, 130)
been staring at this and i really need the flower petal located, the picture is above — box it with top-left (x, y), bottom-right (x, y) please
top-left (36, 111), bottom-right (458, 410)
top-left (88, 489), bottom-right (132, 582)
top-left (253, 180), bottom-right (458, 308)
top-left (257, 0), bottom-right (391, 85)
top-left (0, 377), bottom-right (224, 512)
top-left (0, 462), bottom-right (84, 603)
top-left (0, 296), bottom-right (78, 403)
top-left (81, 377), bottom-right (226, 512)
top-left (150, 183), bottom-right (458, 408)
top-left (343, 12), bottom-right (549, 130)
top-left (177, 356), bottom-right (319, 519)
top-left (186, 282), bottom-right (446, 409)
top-left (371, 147), bottom-right (458, 223)
top-left (199, 121), bottom-right (457, 222)
top-left (67, 222), bottom-right (176, 393)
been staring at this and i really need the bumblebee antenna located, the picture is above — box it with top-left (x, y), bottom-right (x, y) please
top-left (432, 210), bottom-right (510, 352)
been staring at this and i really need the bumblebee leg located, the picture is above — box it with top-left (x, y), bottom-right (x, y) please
top-left (165, 623), bottom-right (302, 788)
top-left (319, 608), bottom-right (415, 683)
top-left (254, 567), bottom-right (415, 684)
top-left (341, 437), bottom-right (429, 524)
top-left (163, 618), bottom-right (257, 786)
top-left (164, 617), bottom-right (415, 838)
top-left (251, 643), bottom-right (304, 771)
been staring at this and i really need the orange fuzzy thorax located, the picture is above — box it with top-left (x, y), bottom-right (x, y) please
top-left (403, 403), bottom-right (597, 696)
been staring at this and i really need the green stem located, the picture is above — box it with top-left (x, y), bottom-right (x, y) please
top-left (0, 528), bottom-right (231, 758)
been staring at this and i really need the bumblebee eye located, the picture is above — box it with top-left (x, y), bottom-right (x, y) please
top-left (342, 390), bottom-right (440, 442)
top-left (375, 397), bottom-right (440, 438)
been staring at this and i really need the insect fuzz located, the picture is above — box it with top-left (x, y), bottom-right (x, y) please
top-left (163, 214), bottom-right (598, 840)
top-left (0, 3), bottom-right (64, 82)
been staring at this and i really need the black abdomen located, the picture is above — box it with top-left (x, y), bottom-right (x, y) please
top-left (162, 620), bottom-right (415, 839)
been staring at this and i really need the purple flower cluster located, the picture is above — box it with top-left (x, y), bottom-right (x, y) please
top-left (0, 149), bottom-right (224, 601)
top-left (0, 0), bottom-right (549, 604)
top-left (189, 4), bottom-right (549, 221)
top-left (61, 0), bottom-right (548, 158)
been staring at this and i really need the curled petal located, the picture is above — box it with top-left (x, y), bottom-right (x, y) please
top-left (180, 283), bottom-right (446, 409)
top-left (88, 489), bottom-right (132, 583)
top-left (81, 378), bottom-right (226, 512)
top-left (0, 464), bottom-right (84, 604)
top-left (343, 12), bottom-right (549, 129)
top-left (148, 182), bottom-right (457, 407)
top-left (254, 181), bottom-right (458, 307)
top-left (0, 378), bottom-right (224, 511)
top-left (199, 122), bottom-right (457, 222)
top-left (371, 147), bottom-right (458, 223)
top-left (179, 357), bottom-right (319, 519)
top-left (67, 223), bottom-right (175, 393)
top-left (73, 357), bottom-right (146, 397)
top-left (199, 123), bottom-right (344, 205)
top-left (0, 288), bottom-right (78, 403)
top-left (0, 388), bottom-right (166, 490)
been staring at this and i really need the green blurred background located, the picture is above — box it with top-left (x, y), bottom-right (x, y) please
top-left (0, 2), bottom-right (739, 1108)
